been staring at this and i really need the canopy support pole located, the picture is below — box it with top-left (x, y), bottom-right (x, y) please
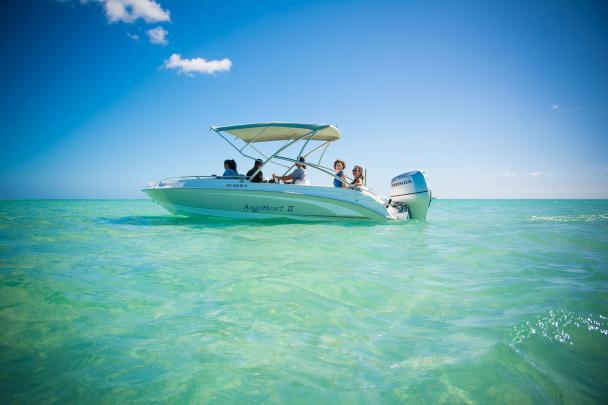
top-left (211, 127), bottom-right (259, 162)
top-left (209, 125), bottom-right (370, 194)
top-left (238, 129), bottom-right (320, 182)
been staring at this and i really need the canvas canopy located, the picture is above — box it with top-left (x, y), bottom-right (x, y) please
top-left (212, 122), bottom-right (340, 143)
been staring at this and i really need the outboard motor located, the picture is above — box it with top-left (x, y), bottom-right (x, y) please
top-left (389, 170), bottom-right (431, 219)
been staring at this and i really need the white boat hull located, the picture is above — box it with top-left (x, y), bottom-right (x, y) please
top-left (144, 178), bottom-right (393, 221)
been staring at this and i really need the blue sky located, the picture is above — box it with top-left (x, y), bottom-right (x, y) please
top-left (1, 0), bottom-right (607, 198)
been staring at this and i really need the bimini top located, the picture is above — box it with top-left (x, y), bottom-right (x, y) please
top-left (212, 122), bottom-right (340, 143)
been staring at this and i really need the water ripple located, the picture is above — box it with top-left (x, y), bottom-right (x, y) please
top-left (1, 199), bottom-right (607, 402)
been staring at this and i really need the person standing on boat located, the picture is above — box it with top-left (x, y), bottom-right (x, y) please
top-left (351, 165), bottom-right (364, 186)
top-left (246, 159), bottom-right (264, 183)
top-left (223, 159), bottom-right (239, 177)
top-left (333, 159), bottom-right (348, 188)
top-left (272, 157), bottom-right (308, 184)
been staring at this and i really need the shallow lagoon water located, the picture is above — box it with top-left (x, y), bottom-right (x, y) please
top-left (1, 199), bottom-right (607, 403)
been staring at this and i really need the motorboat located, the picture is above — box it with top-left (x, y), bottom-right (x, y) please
top-left (143, 123), bottom-right (431, 220)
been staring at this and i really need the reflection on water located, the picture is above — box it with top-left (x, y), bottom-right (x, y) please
top-left (101, 214), bottom-right (419, 228)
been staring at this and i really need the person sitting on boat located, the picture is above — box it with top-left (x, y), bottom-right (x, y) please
top-left (272, 157), bottom-right (309, 185)
top-left (351, 165), bottom-right (364, 186)
top-left (223, 159), bottom-right (239, 177)
top-left (246, 159), bottom-right (264, 183)
top-left (333, 159), bottom-right (347, 188)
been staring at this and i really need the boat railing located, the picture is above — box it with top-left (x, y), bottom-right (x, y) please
top-left (158, 175), bottom-right (215, 183)
top-left (157, 175), bottom-right (251, 186)
top-left (159, 175), bottom-right (250, 181)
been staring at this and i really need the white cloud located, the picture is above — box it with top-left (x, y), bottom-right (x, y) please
top-left (163, 53), bottom-right (232, 76)
top-left (552, 104), bottom-right (560, 110)
top-left (146, 26), bottom-right (168, 45)
top-left (530, 171), bottom-right (552, 177)
top-left (126, 32), bottom-right (139, 41)
top-left (97, 0), bottom-right (170, 23)
top-left (502, 171), bottom-right (516, 178)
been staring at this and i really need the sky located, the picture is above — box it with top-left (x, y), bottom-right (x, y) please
top-left (0, 0), bottom-right (607, 199)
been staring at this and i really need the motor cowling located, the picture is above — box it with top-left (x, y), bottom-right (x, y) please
top-left (389, 170), bottom-right (431, 219)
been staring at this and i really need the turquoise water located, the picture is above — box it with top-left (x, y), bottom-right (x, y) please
top-left (1, 199), bottom-right (607, 403)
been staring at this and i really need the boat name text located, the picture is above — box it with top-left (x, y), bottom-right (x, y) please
top-left (243, 204), bottom-right (295, 213)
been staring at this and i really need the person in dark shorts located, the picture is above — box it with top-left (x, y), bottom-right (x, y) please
top-left (246, 159), bottom-right (264, 183)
